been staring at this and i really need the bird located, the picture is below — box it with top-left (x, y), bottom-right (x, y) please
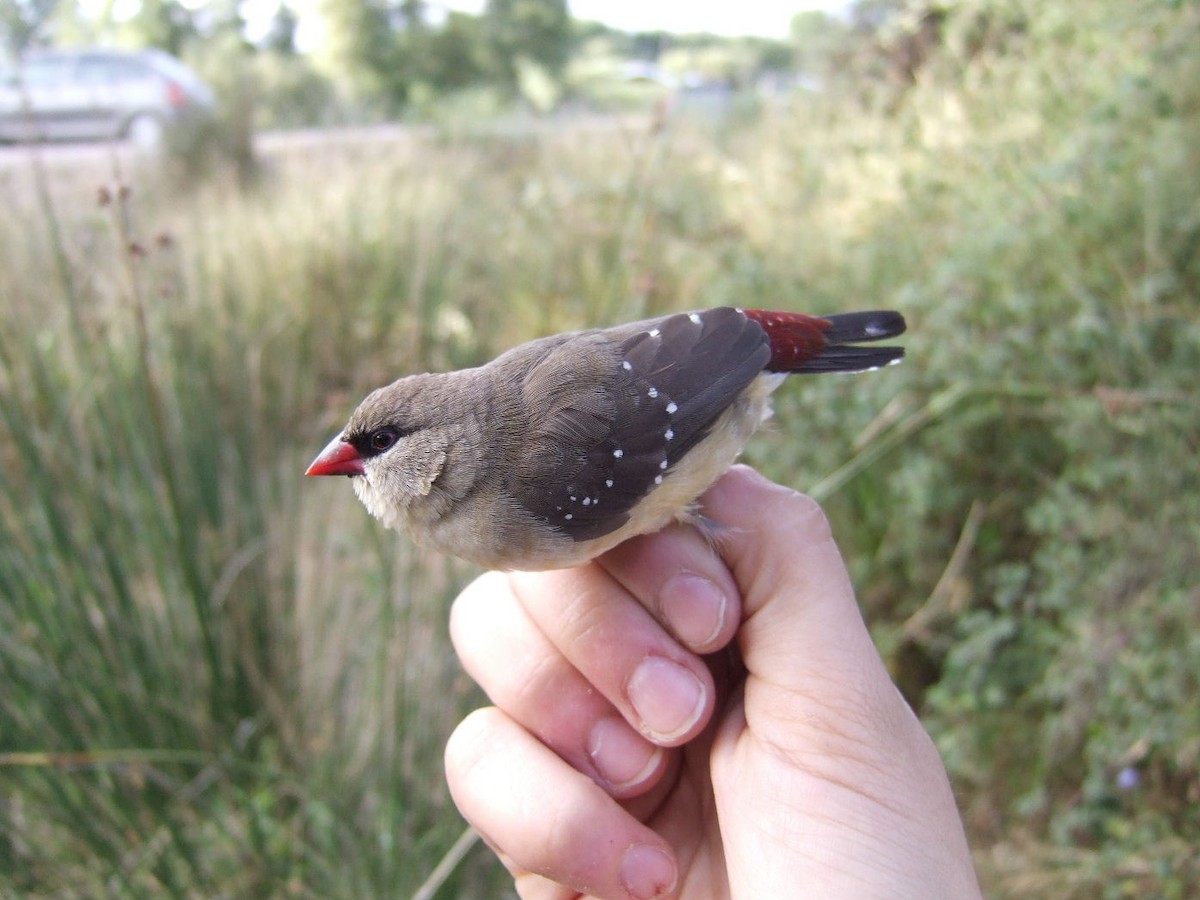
top-left (306, 306), bottom-right (905, 571)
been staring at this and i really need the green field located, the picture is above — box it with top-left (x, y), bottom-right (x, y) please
top-left (2, 2), bottom-right (1199, 896)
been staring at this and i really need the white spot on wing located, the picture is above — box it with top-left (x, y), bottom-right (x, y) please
top-left (654, 475), bottom-right (663, 484)
top-left (688, 312), bottom-right (702, 324)
top-left (613, 449), bottom-right (623, 458)
top-left (665, 401), bottom-right (678, 414)
top-left (647, 387), bottom-right (658, 398)
top-left (665, 428), bottom-right (674, 440)
top-left (648, 328), bottom-right (660, 337)
top-left (622, 360), bottom-right (632, 371)
top-left (605, 479), bottom-right (614, 488)
top-left (659, 459), bottom-right (668, 470)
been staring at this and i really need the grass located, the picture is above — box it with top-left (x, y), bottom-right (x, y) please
top-left (0, 144), bottom-right (498, 896)
top-left (2, 0), bottom-right (1199, 895)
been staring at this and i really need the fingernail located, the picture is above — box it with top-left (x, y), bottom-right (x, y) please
top-left (588, 717), bottom-right (663, 792)
top-left (660, 573), bottom-right (726, 648)
top-left (626, 657), bottom-right (705, 742)
top-left (620, 843), bottom-right (677, 899)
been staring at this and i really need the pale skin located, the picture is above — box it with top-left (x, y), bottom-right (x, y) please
top-left (445, 465), bottom-right (983, 899)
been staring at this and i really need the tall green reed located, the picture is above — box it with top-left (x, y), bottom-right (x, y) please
top-left (0, 149), bottom-right (498, 895)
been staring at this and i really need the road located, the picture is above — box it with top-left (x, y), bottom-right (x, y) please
top-left (0, 115), bottom-right (649, 171)
top-left (0, 123), bottom-right (421, 170)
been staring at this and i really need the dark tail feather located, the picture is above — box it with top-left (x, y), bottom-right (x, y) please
top-left (791, 344), bottom-right (905, 373)
top-left (821, 310), bottom-right (907, 345)
top-left (741, 308), bottom-right (907, 374)
top-left (797, 310), bottom-right (906, 373)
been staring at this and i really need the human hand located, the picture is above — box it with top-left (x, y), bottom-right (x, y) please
top-left (444, 465), bottom-right (981, 899)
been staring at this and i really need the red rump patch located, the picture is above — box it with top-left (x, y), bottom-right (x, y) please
top-left (740, 308), bottom-right (831, 371)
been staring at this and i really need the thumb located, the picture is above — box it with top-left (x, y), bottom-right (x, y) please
top-left (700, 465), bottom-right (891, 707)
top-left (701, 467), bottom-right (982, 899)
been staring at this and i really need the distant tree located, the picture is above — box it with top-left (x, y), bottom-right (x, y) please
top-left (263, 2), bottom-right (299, 55)
top-left (319, 0), bottom-right (407, 111)
top-left (747, 36), bottom-right (794, 73)
top-left (398, 0), bottom-right (425, 30)
top-left (571, 18), bottom-right (614, 45)
top-left (844, 0), bottom-right (951, 89)
top-left (393, 0), bottom-right (431, 91)
top-left (125, 0), bottom-right (200, 55)
top-left (630, 30), bottom-right (668, 61)
top-left (483, 0), bottom-right (571, 92)
top-left (423, 10), bottom-right (490, 91)
top-left (0, 0), bottom-right (58, 53)
top-left (850, 0), bottom-right (907, 32)
top-left (319, 0), bottom-right (496, 111)
top-left (571, 18), bottom-right (634, 57)
top-left (790, 10), bottom-right (850, 77)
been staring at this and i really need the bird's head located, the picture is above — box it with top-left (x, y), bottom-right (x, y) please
top-left (306, 376), bottom-right (470, 530)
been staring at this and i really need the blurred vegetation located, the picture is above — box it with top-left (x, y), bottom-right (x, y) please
top-left (3, 0), bottom-right (805, 126)
top-left (1, 0), bottom-right (1199, 897)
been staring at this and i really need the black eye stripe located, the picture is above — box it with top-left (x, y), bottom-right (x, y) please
top-left (351, 427), bottom-right (405, 458)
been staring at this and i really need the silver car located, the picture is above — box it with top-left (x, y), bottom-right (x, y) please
top-left (0, 47), bottom-right (216, 146)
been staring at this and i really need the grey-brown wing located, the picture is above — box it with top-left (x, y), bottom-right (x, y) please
top-left (514, 307), bottom-right (769, 541)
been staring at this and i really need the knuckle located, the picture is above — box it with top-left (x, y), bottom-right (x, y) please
top-left (780, 490), bottom-right (833, 542)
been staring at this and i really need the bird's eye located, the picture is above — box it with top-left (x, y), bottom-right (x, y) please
top-left (369, 429), bottom-right (398, 452)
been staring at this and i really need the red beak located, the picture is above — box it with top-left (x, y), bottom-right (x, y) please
top-left (306, 435), bottom-right (365, 477)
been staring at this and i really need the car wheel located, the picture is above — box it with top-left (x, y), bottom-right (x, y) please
top-left (125, 113), bottom-right (164, 148)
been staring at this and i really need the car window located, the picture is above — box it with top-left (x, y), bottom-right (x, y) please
top-left (18, 57), bottom-right (76, 87)
top-left (77, 56), bottom-right (151, 85)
